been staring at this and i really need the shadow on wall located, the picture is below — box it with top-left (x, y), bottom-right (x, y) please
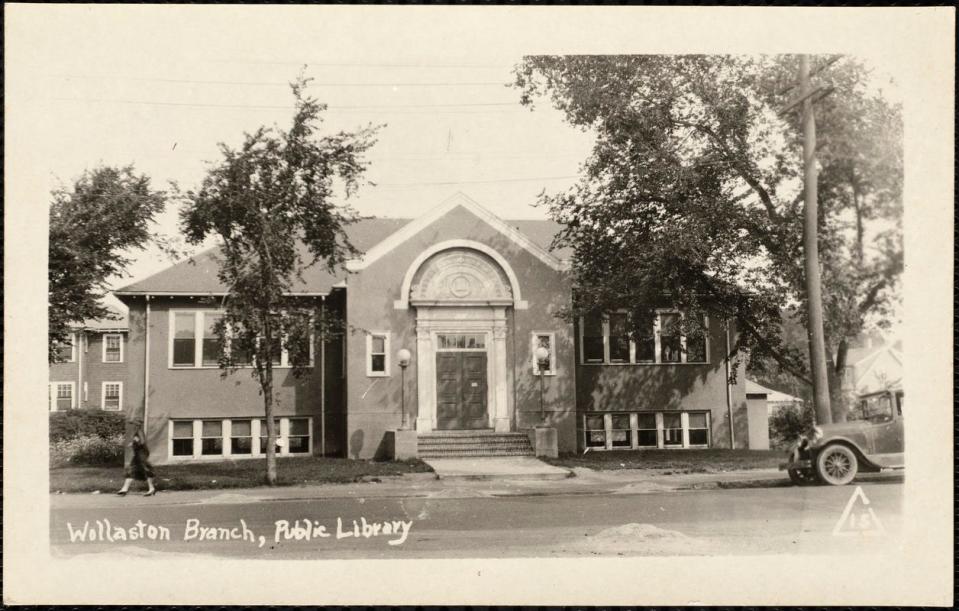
top-left (349, 429), bottom-right (365, 460)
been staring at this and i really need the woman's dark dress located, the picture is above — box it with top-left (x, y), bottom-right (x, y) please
top-left (125, 438), bottom-right (155, 481)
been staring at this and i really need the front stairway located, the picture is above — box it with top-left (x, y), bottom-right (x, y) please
top-left (417, 430), bottom-right (534, 458)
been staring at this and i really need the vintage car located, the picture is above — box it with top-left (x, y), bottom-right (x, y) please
top-left (781, 388), bottom-right (904, 485)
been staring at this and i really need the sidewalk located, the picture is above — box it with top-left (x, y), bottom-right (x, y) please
top-left (50, 466), bottom-right (791, 509)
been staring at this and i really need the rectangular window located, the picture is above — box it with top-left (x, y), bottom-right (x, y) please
top-left (56, 333), bottom-right (77, 363)
top-left (230, 419), bottom-right (253, 455)
top-left (437, 333), bottom-right (486, 350)
top-left (659, 313), bottom-right (682, 363)
top-left (173, 312), bottom-right (197, 366)
top-left (171, 421), bottom-right (194, 456)
top-left (531, 332), bottom-right (556, 375)
top-left (103, 333), bottom-right (123, 363)
top-left (259, 419), bottom-right (282, 454)
top-left (685, 313), bottom-right (708, 363)
top-left (584, 414), bottom-right (607, 448)
top-left (635, 332), bottom-right (656, 363)
top-left (637, 414), bottom-right (658, 447)
top-left (101, 382), bottom-right (122, 411)
top-left (201, 420), bottom-right (223, 456)
top-left (50, 382), bottom-right (76, 411)
top-left (288, 418), bottom-right (311, 454)
top-left (608, 313), bottom-right (630, 363)
top-left (688, 412), bottom-right (710, 446)
top-left (366, 332), bottom-right (390, 376)
top-left (663, 413), bottom-right (683, 447)
top-left (202, 313), bottom-right (223, 367)
top-left (610, 414), bottom-right (632, 448)
top-left (582, 313), bottom-right (605, 363)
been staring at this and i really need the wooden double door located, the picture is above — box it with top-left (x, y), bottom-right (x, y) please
top-left (436, 352), bottom-right (489, 430)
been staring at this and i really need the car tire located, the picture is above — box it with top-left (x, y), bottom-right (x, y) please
top-left (787, 468), bottom-right (818, 485)
top-left (816, 444), bottom-right (858, 486)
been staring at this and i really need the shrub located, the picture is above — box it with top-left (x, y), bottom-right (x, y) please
top-left (50, 434), bottom-right (124, 468)
top-left (768, 401), bottom-right (816, 449)
top-left (50, 409), bottom-right (127, 442)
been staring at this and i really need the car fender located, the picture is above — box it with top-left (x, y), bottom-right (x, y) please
top-left (811, 436), bottom-right (883, 472)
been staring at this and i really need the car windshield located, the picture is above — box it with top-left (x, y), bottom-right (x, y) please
top-left (849, 393), bottom-right (894, 423)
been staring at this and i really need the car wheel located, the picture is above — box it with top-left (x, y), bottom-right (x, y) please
top-left (816, 444), bottom-right (858, 486)
top-left (787, 468), bottom-right (817, 485)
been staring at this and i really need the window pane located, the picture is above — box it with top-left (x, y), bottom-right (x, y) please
top-left (371, 336), bottom-right (385, 353)
top-left (585, 415), bottom-right (605, 430)
top-left (202, 421), bottom-right (222, 437)
top-left (173, 421), bottom-right (193, 437)
top-left (231, 420), bottom-right (251, 436)
top-left (610, 429), bottom-right (631, 447)
top-left (175, 313), bottom-right (195, 338)
top-left (535, 335), bottom-right (552, 371)
top-left (202, 314), bottom-right (223, 366)
top-left (105, 335), bottom-right (122, 361)
top-left (583, 337), bottom-right (605, 362)
top-left (637, 430), bottom-right (658, 447)
top-left (662, 413), bottom-right (681, 428)
top-left (288, 436), bottom-right (310, 453)
top-left (664, 428), bottom-right (683, 446)
top-left (201, 438), bottom-right (223, 455)
top-left (371, 354), bottom-right (385, 372)
top-left (232, 438), bottom-right (252, 454)
top-left (172, 439), bottom-right (193, 456)
top-left (611, 414), bottom-right (630, 429)
top-left (173, 338), bottom-right (195, 366)
top-left (289, 418), bottom-right (309, 436)
top-left (688, 413), bottom-right (708, 428)
top-left (269, 335), bottom-right (282, 366)
top-left (586, 431), bottom-right (607, 447)
top-left (660, 313), bottom-right (682, 363)
top-left (609, 313), bottom-right (629, 362)
top-left (637, 414), bottom-right (656, 429)
top-left (689, 429), bottom-right (709, 446)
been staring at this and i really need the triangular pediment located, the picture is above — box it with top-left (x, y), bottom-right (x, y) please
top-left (346, 192), bottom-right (567, 272)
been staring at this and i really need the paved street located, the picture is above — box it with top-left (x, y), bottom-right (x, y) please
top-left (50, 473), bottom-right (904, 559)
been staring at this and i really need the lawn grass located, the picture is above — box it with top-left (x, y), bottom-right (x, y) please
top-left (50, 456), bottom-right (434, 494)
top-left (544, 449), bottom-right (784, 473)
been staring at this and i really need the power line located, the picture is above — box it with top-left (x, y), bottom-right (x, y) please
top-left (52, 97), bottom-right (524, 113)
top-left (375, 175), bottom-right (579, 188)
top-left (52, 74), bottom-right (512, 88)
top-left (204, 59), bottom-right (512, 69)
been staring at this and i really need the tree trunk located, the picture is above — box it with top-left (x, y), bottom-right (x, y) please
top-left (263, 317), bottom-right (277, 486)
top-left (827, 338), bottom-right (850, 423)
top-left (851, 170), bottom-right (865, 264)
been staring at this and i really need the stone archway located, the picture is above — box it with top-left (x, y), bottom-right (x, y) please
top-left (404, 246), bottom-right (518, 433)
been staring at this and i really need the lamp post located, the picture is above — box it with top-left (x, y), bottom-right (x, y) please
top-left (397, 348), bottom-right (412, 430)
top-left (534, 346), bottom-right (550, 423)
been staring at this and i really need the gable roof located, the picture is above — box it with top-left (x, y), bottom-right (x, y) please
top-left (745, 379), bottom-right (804, 403)
top-left (346, 193), bottom-right (569, 272)
top-left (114, 199), bottom-right (566, 296)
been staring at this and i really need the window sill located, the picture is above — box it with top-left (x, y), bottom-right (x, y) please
top-left (366, 372), bottom-right (390, 378)
top-left (578, 361), bottom-right (709, 367)
top-left (532, 371), bottom-right (557, 377)
top-left (169, 365), bottom-right (310, 370)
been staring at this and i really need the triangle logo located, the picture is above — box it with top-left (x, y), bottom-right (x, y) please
top-left (832, 485), bottom-right (886, 536)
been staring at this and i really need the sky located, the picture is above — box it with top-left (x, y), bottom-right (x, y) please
top-left (7, 6), bottom-right (908, 299)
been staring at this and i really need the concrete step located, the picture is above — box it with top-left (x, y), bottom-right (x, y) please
top-left (417, 431), bottom-right (534, 458)
top-left (419, 448), bottom-right (534, 458)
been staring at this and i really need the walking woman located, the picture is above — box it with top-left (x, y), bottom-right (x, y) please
top-left (117, 422), bottom-right (157, 497)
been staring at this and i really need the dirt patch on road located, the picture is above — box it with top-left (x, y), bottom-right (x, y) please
top-left (569, 523), bottom-right (719, 555)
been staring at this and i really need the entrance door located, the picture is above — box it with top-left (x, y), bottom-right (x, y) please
top-left (436, 352), bottom-right (488, 429)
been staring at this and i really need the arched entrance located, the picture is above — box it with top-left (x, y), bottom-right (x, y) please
top-left (399, 242), bottom-right (521, 433)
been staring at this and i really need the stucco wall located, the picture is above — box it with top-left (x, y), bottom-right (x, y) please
top-left (121, 295), bottom-right (343, 463)
top-left (574, 318), bottom-right (750, 449)
top-left (344, 204), bottom-right (577, 459)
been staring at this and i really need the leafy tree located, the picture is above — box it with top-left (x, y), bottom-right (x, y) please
top-left (49, 166), bottom-right (168, 363)
top-left (768, 401), bottom-right (816, 449)
top-left (180, 77), bottom-right (380, 485)
top-left (513, 55), bottom-right (902, 418)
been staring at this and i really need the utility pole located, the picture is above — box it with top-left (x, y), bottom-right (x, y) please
top-left (798, 55), bottom-right (833, 425)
